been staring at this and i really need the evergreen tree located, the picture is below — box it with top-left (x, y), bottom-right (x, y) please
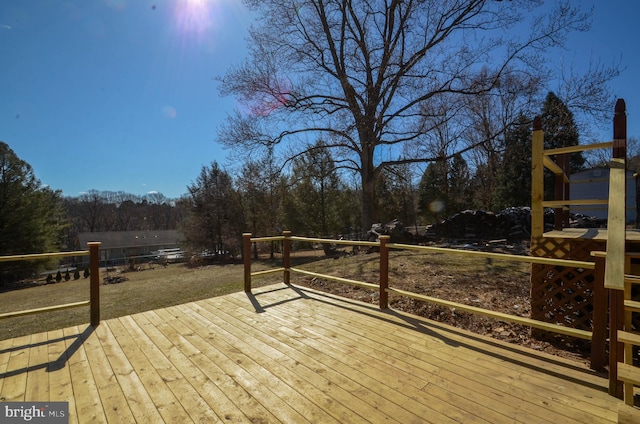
top-left (181, 162), bottom-right (244, 256)
top-left (374, 171), bottom-right (395, 224)
top-left (238, 160), bottom-right (271, 237)
top-left (494, 115), bottom-right (532, 209)
top-left (540, 92), bottom-right (584, 200)
top-left (237, 150), bottom-right (288, 258)
top-left (0, 142), bottom-right (67, 284)
top-left (468, 164), bottom-right (492, 210)
top-left (376, 165), bottom-right (419, 228)
top-left (285, 140), bottom-right (343, 237)
top-left (418, 161), bottom-right (449, 224)
top-left (448, 154), bottom-right (472, 214)
top-left (257, 148), bottom-right (287, 243)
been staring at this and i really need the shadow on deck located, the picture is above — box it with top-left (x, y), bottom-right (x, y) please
top-left (0, 282), bottom-right (623, 423)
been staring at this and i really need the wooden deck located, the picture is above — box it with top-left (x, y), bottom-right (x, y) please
top-left (0, 283), bottom-right (623, 423)
top-left (543, 227), bottom-right (640, 242)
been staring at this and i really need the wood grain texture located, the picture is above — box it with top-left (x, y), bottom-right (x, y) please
top-left (0, 283), bottom-right (625, 423)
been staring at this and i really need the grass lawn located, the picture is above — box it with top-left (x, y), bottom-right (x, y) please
top-left (0, 258), bottom-right (287, 341)
top-left (0, 247), bottom-right (531, 342)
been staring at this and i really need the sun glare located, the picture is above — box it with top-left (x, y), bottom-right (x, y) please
top-left (174, 0), bottom-right (214, 37)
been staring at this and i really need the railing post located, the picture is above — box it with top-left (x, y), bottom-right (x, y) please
top-left (379, 236), bottom-right (390, 309)
top-left (283, 231), bottom-right (291, 285)
top-left (607, 98), bottom-right (627, 397)
top-left (88, 242), bottom-right (101, 327)
top-left (590, 253), bottom-right (607, 370)
top-left (554, 159), bottom-right (564, 231)
top-left (531, 116), bottom-right (544, 240)
top-left (609, 287), bottom-right (625, 397)
top-left (243, 233), bottom-right (252, 292)
top-left (562, 153), bottom-right (571, 228)
top-left (613, 98), bottom-right (627, 159)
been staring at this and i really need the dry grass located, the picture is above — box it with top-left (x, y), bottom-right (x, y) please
top-left (0, 248), bottom-right (536, 352)
top-left (0, 259), bottom-right (285, 341)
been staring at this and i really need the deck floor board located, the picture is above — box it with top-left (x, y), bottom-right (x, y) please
top-left (231, 286), bottom-right (610, 423)
top-left (0, 282), bottom-right (624, 423)
top-left (245, 287), bottom-right (616, 422)
top-left (219, 290), bottom-right (557, 423)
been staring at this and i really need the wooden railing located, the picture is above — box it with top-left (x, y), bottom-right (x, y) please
top-left (593, 99), bottom-right (640, 418)
top-left (243, 233), bottom-right (597, 346)
top-left (592, 251), bottom-right (640, 396)
top-left (0, 242), bottom-right (102, 326)
top-left (531, 99), bottom-right (628, 236)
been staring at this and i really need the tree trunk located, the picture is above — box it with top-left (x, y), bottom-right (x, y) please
top-left (361, 148), bottom-right (376, 232)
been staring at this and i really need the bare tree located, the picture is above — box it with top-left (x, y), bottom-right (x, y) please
top-left (218, 0), bottom-right (613, 230)
top-left (76, 190), bottom-right (109, 232)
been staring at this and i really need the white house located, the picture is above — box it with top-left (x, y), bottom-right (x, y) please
top-left (569, 167), bottom-right (637, 224)
top-left (76, 230), bottom-right (181, 265)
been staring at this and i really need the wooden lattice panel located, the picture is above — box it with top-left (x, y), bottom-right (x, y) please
top-left (530, 237), bottom-right (605, 261)
top-left (530, 238), bottom-right (572, 259)
top-left (530, 263), bottom-right (595, 331)
top-left (530, 237), bottom-right (605, 334)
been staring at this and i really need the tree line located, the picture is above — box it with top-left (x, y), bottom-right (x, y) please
top-left (61, 190), bottom-right (187, 249)
top-left (0, 88), bottom-right (634, 283)
top-left (180, 90), bottom-right (598, 255)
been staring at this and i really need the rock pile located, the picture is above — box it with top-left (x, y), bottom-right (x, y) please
top-left (367, 219), bottom-right (414, 243)
top-left (363, 208), bottom-right (605, 244)
top-left (425, 207), bottom-right (605, 242)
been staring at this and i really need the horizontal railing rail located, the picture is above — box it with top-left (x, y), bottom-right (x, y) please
top-left (532, 104), bottom-right (626, 235)
top-left (0, 301), bottom-right (91, 320)
top-left (0, 250), bottom-right (90, 262)
top-left (250, 236), bottom-right (285, 243)
top-left (384, 287), bottom-right (592, 339)
top-left (539, 139), bottom-right (615, 212)
top-left (543, 141), bottom-right (614, 156)
top-left (289, 267), bottom-right (379, 290)
top-left (0, 243), bottom-right (102, 326)
top-left (243, 233), bottom-right (597, 343)
top-left (387, 242), bottom-right (595, 269)
top-left (289, 236), bottom-right (379, 248)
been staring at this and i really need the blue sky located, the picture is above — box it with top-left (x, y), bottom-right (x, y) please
top-left (1, 1), bottom-right (638, 199)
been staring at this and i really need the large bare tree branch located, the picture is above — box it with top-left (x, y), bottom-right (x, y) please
top-left (219, 0), bottom-right (617, 229)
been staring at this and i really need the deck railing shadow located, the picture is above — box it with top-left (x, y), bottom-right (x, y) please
top-left (286, 283), bottom-right (459, 348)
top-left (243, 233), bottom-right (605, 367)
top-left (245, 284), bottom-right (309, 313)
top-left (270, 283), bottom-right (608, 392)
top-left (383, 307), bottom-right (609, 383)
top-left (0, 325), bottom-right (94, 379)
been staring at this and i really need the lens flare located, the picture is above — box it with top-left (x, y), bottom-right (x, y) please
top-left (162, 106), bottom-right (177, 119)
top-left (174, 0), bottom-right (213, 38)
top-left (429, 200), bottom-right (445, 213)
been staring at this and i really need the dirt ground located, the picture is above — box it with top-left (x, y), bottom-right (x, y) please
top-left (290, 243), bottom-right (592, 365)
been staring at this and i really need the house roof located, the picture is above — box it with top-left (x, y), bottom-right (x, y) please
top-left (77, 230), bottom-right (181, 250)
